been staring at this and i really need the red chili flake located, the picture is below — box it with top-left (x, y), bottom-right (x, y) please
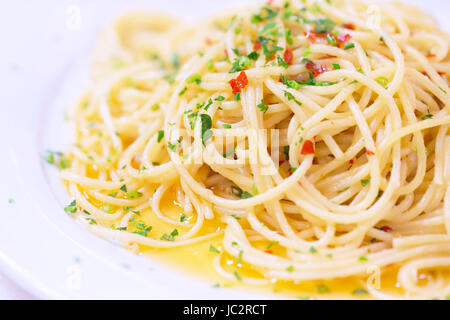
top-left (265, 250), bottom-right (273, 254)
top-left (426, 54), bottom-right (436, 58)
top-left (228, 71), bottom-right (248, 94)
top-left (284, 48), bottom-right (294, 65)
top-left (337, 33), bottom-right (352, 46)
top-left (224, 49), bottom-right (229, 58)
top-left (305, 31), bottom-right (317, 43)
top-left (305, 60), bottom-right (328, 77)
top-left (301, 140), bottom-right (315, 155)
top-left (254, 40), bottom-right (262, 51)
top-left (342, 23), bottom-right (355, 30)
top-left (414, 109), bottom-right (418, 116)
top-left (349, 159), bottom-right (354, 165)
top-left (438, 71), bottom-right (446, 76)
top-left (205, 38), bottom-right (212, 46)
top-left (381, 225), bottom-right (392, 232)
top-left (366, 150), bottom-right (375, 156)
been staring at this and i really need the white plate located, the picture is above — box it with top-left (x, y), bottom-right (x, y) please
top-left (0, 0), bottom-right (449, 299)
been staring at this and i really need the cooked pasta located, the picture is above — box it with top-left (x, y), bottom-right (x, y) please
top-left (55, 0), bottom-right (450, 299)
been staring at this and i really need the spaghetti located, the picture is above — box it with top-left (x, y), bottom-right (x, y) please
top-left (57, 0), bottom-right (450, 299)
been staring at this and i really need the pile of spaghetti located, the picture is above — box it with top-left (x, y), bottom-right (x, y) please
top-left (59, 0), bottom-right (450, 299)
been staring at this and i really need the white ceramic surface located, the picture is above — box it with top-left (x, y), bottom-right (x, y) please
top-left (0, 0), bottom-right (449, 299)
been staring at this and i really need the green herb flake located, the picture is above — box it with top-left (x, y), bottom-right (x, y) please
top-left (186, 73), bottom-right (202, 85)
top-left (209, 245), bottom-right (220, 254)
top-left (352, 288), bottom-right (369, 295)
top-left (178, 87), bottom-right (187, 96)
top-left (257, 100), bottom-right (269, 113)
top-left (266, 241), bottom-right (278, 250)
top-left (316, 284), bottom-right (329, 293)
top-left (200, 114), bottom-right (213, 146)
top-left (361, 177), bottom-right (371, 187)
top-left (344, 42), bottom-right (355, 50)
top-left (376, 77), bottom-right (389, 87)
top-left (157, 130), bottom-right (164, 143)
top-left (64, 200), bottom-right (77, 213)
top-left (359, 255), bottom-right (368, 262)
top-left (215, 95), bottom-right (226, 101)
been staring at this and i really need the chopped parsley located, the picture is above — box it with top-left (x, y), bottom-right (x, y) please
top-left (352, 288), bottom-right (369, 295)
top-left (376, 77), bottom-right (389, 87)
top-left (64, 200), bottom-right (77, 213)
top-left (100, 204), bottom-right (115, 213)
top-left (257, 100), bottom-right (269, 113)
top-left (44, 151), bottom-right (71, 170)
top-left (231, 186), bottom-right (253, 199)
top-left (332, 63), bottom-right (341, 70)
top-left (215, 95), bottom-right (226, 101)
top-left (178, 87), bottom-right (187, 96)
top-left (186, 73), bottom-right (202, 84)
top-left (266, 241), bottom-right (279, 250)
top-left (277, 55), bottom-right (289, 69)
top-left (361, 177), bottom-right (371, 187)
top-left (284, 91), bottom-right (302, 106)
top-left (229, 56), bottom-right (250, 73)
top-left (125, 190), bottom-right (143, 199)
top-left (133, 221), bottom-right (152, 237)
top-left (316, 284), bottom-right (329, 293)
top-left (344, 42), bottom-right (355, 50)
top-left (161, 229), bottom-right (179, 241)
top-left (200, 114), bottom-right (213, 145)
top-left (248, 51), bottom-right (259, 61)
top-left (283, 146), bottom-right (290, 160)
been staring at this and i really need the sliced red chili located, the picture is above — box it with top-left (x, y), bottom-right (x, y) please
top-left (342, 23), bottom-right (355, 30)
top-left (284, 48), bottom-right (294, 65)
top-left (349, 159), bottom-right (354, 165)
top-left (305, 60), bottom-right (328, 77)
top-left (305, 31), bottom-right (317, 43)
top-left (253, 40), bottom-right (262, 51)
top-left (381, 225), bottom-right (392, 232)
top-left (229, 71), bottom-right (249, 94)
top-left (301, 140), bottom-right (315, 155)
